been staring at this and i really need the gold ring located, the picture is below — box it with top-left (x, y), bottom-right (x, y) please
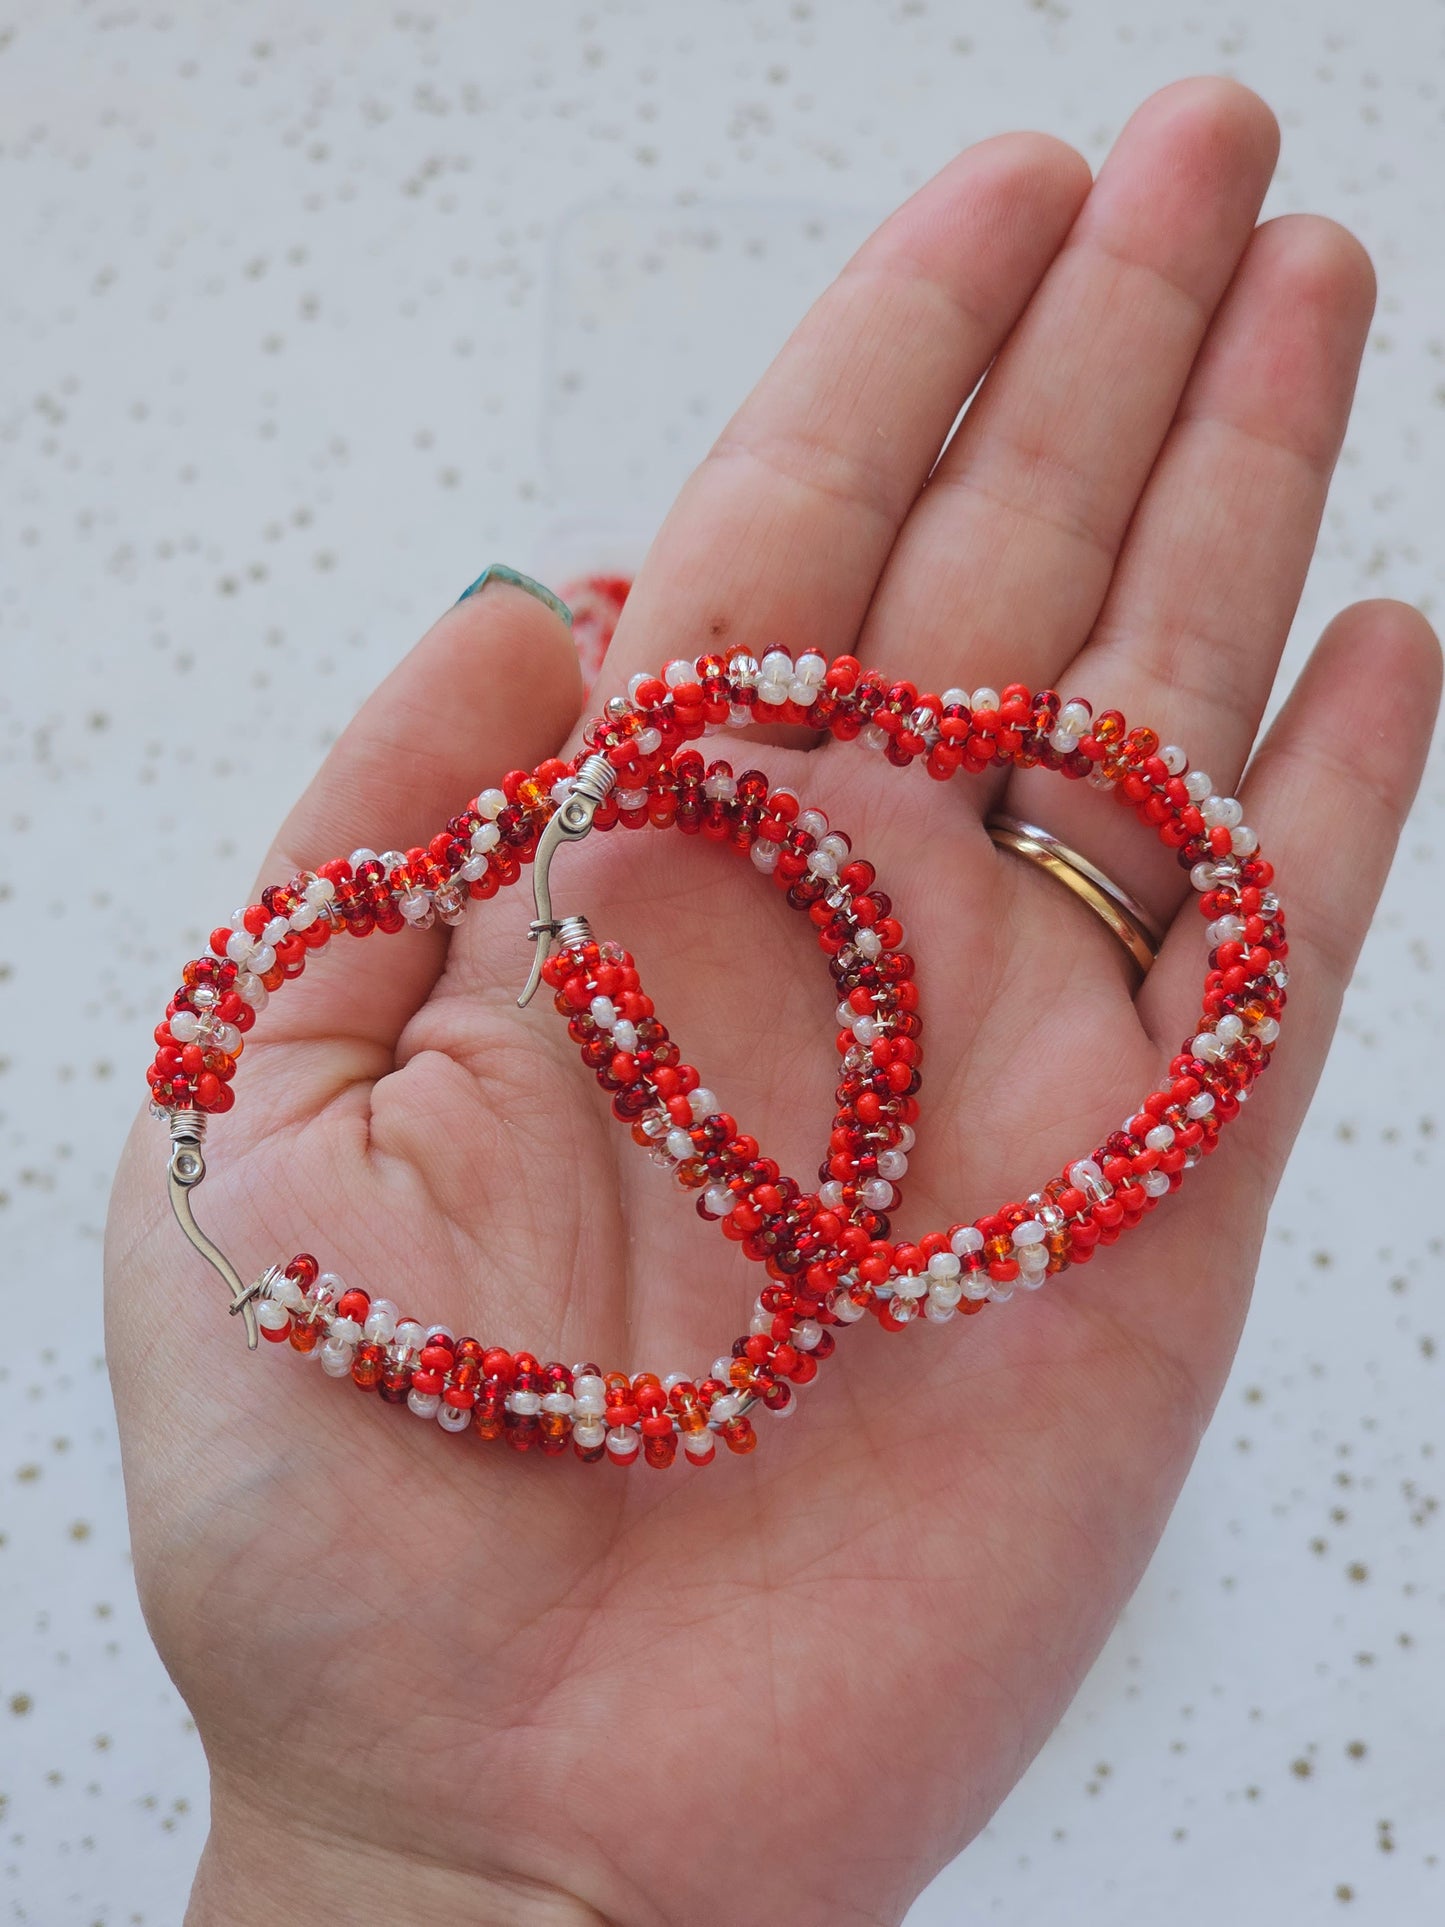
top-left (985, 813), bottom-right (1165, 975)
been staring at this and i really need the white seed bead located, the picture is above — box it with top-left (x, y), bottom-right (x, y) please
top-left (1183, 770), bottom-right (1213, 802)
top-left (605, 1425), bottom-right (641, 1459)
top-left (437, 1403), bottom-right (472, 1433)
top-left (683, 1430), bottom-right (716, 1460)
top-left (709, 1392), bottom-right (744, 1423)
top-left (1192, 1031), bottom-right (1224, 1061)
top-left (613, 1018), bottom-right (638, 1052)
top-left (666, 1127), bottom-right (695, 1162)
top-left (319, 1343), bottom-right (354, 1377)
top-left (664, 657), bottom-right (697, 687)
top-left (328, 1316), bottom-right (363, 1346)
top-left (1059, 700), bottom-right (1092, 731)
top-left (1254, 1016), bottom-right (1281, 1044)
top-left (1230, 824), bottom-right (1259, 856)
top-left (1207, 914), bottom-right (1246, 945)
top-left (860, 1177), bottom-right (894, 1210)
top-left (751, 838), bottom-right (780, 873)
top-left (1159, 744), bottom-right (1187, 775)
top-left (1011, 1220), bottom-right (1047, 1247)
top-left (506, 1390), bottom-right (542, 1415)
top-left (363, 1299), bottom-right (398, 1344)
top-left (255, 1298), bottom-right (290, 1332)
top-left (1143, 1171), bottom-right (1172, 1198)
top-left (1144, 1125), bottom-right (1175, 1153)
top-left (793, 1319), bottom-right (823, 1351)
top-left (407, 1390), bottom-right (440, 1419)
top-left (950, 1226), bottom-right (984, 1256)
top-left (970, 686), bottom-right (1000, 711)
top-left (1200, 794), bottom-right (1243, 830)
top-left (394, 1320), bottom-right (427, 1353)
top-left (572, 1418), bottom-right (606, 1450)
top-left (168, 1010), bottom-right (200, 1043)
top-left (270, 1274), bottom-right (305, 1310)
top-left (927, 1251), bottom-right (961, 1278)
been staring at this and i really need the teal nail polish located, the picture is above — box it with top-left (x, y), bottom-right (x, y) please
top-left (455, 563), bottom-right (573, 628)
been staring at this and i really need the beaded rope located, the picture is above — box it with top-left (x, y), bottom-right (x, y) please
top-left (149, 652), bottom-right (1286, 1469)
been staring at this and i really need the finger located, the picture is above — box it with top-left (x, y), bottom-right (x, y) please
top-left (1139, 599), bottom-right (1442, 1157)
top-left (1004, 214), bottom-right (1376, 922)
top-left (857, 603), bottom-right (1437, 1536)
top-left (234, 575), bottom-right (584, 1120)
top-left (855, 77), bottom-right (1279, 725)
top-left (589, 132), bottom-right (1092, 709)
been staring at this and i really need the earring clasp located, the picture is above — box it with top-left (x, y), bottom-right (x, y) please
top-left (517, 753), bottom-right (617, 1007)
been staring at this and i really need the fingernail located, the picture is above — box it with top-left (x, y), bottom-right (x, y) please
top-left (455, 563), bottom-right (573, 628)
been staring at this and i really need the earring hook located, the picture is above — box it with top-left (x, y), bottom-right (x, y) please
top-left (516, 753), bottom-right (617, 1007)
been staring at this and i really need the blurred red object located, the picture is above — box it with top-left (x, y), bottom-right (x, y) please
top-left (559, 572), bottom-right (634, 694)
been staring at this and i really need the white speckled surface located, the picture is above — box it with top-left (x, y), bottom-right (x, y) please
top-left (1, 3), bottom-right (1441, 1921)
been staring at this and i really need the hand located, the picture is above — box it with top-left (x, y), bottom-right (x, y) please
top-left (106, 78), bottom-right (1440, 1927)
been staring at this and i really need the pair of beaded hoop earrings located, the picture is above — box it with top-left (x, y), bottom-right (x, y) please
top-left (148, 625), bottom-right (1286, 1471)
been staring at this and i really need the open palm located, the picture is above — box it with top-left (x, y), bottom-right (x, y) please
top-left (106, 80), bottom-right (1440, 1927)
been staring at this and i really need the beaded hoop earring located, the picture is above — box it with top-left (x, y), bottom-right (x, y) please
top-left (149, 647), bottom-right (1286, 1470)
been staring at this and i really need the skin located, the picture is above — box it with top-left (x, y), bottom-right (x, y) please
top-left (105, 78), bottom-right (1441, 1927)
